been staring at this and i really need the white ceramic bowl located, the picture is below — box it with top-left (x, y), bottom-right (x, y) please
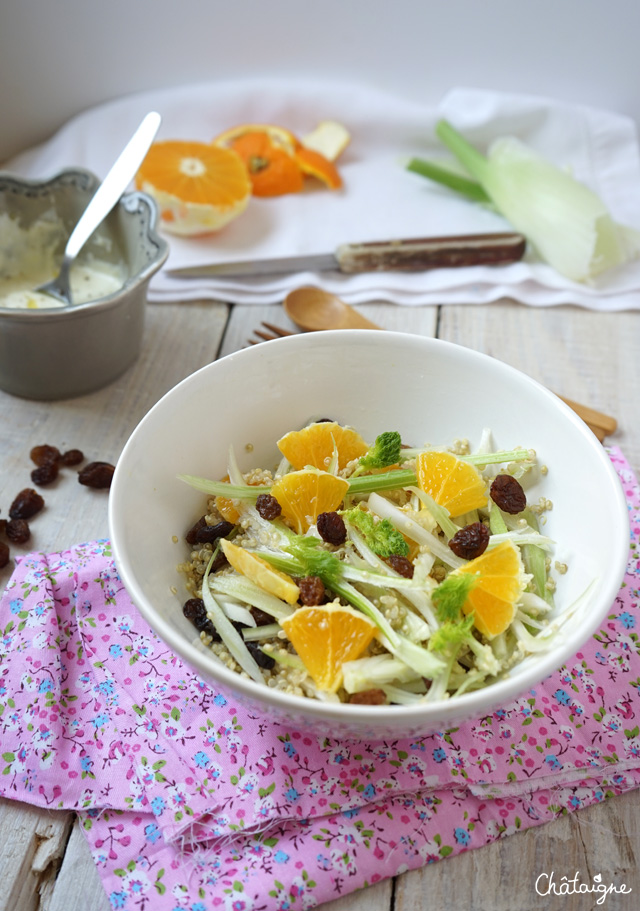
top-left (109, 331), bottom-right (629, 740)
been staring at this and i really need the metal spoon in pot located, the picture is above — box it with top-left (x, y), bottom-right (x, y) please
top-left (36, 111), bottom-right (162, 306)
top-left (283, 286), bottom-right (383, 331)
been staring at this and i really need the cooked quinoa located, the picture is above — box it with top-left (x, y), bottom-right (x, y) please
top-left (177, 424), bottom-right (564, 705)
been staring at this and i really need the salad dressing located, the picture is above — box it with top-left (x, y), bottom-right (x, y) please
top-left (0, 212), bottom-right (125, 309)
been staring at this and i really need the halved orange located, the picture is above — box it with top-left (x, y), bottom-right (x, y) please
top-left (295, 146), bottom-right (343, 189)
top-left (222, 131), bottom-right (304, 197)
top-left (134, 140), bottom-right (251, 235)
top-left (416, 450), bottom-right (488, 518)
top-left (220, 539), bottom-right (300, 604)
top-left (213, 123), bottom-right (300, 156)
top-left (269, 468), bottom-right (349, 534)
top-left (277, 421), bottom-right (368, 472)
top-left (453, 540), bottom-right (526, 638)
top-left (280, 603), bottom-right (377, 691)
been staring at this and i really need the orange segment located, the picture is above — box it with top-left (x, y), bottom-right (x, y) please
top-left (135, 140), bottom-right (251, 235)
top-left (454, 540), bottom-right (526, 638)
top-left (416, 450), bottom-right (488, 518)
top-left (220, 539), bottom-right (300, 604)
top-left (277, 421), bottom-right (368, 472)
top-left (280, 603), bottom-right (376, 691)
top-left (295, 147), bottom-right (343, 190)
top-left (269, 468), bottom-right (349, 534)
top-left (215, 474), bottom-right (262, 524)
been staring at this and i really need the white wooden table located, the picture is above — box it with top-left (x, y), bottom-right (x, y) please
top-left (1, 296), bottom-right (639, 911)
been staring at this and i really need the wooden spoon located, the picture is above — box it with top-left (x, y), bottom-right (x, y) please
top-left (284, 286), bottom-right (382, 331)
top-left (282, 286), bottom-right (617, 442)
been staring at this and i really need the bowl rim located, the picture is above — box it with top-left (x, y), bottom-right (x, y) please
top-left (0, 167), bottom-right (169, 320)
top-left (109, 330), bottom-right (631, 727)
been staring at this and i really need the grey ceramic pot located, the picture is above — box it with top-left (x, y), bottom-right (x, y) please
top-left (0, 168), bottom-right (169, 400)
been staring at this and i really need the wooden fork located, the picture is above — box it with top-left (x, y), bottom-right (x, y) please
top-left (247, 322), bottom-right (295, 344)
top-left (247, 323), bottom-right (618, 442)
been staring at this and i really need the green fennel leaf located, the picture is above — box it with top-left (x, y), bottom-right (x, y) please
top-left (343, 507), bottom-right (409, 558)
top-left (432, 573), bottom-right (475, 622)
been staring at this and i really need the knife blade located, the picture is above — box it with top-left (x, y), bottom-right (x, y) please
top-left (166, 232), bottom-right (527, 279)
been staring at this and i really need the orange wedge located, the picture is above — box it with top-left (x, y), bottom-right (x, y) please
top-left (280, 603), bottom-right (377, 691)
top-left (416, 450), bottom-right (488, 518)
top-left (215, 474), bottom-right (263, 524)
top-left (269, 468), bottom-right (349, 534)
top-left (134, 140), bottom-right (251, 235)
top-left (454, 540), bottom-right (526, 638)
top-left (277, 421), bottom-right (368, 472)
top-left (220, 539), bottom-right (300, 604)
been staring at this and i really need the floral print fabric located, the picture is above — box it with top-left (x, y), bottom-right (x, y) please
top-left (1, 447), bottom-right (639, 911)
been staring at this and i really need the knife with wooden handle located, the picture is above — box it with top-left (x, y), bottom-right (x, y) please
top-left (166, 232), bottom-right (527, 278)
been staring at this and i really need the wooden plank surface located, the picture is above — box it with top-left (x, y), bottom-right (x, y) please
top-left (1, 297), bottom-right (638, 911)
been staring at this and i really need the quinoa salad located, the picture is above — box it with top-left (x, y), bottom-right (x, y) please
top-left (176, 420), bottom-right (572, 706)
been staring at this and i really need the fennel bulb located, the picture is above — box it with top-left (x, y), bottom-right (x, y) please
top-left (432, 120), bottom-right (640, 283)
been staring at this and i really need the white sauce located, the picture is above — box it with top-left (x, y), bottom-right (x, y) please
top-left (0, 212), bottom-right (125, 309)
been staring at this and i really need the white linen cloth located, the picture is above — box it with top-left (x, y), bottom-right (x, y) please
top-left (6, 79), bottom-right (640, 310)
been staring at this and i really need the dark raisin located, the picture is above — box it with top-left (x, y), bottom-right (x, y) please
top-left (9, 488), bottom-right (45, 520)
top-left (31, 461), bottom-right (59, 486)
top-left (210, 550), bottom-right (229, 573)
top-left (203, 620), bottom-right (219, 638)
top-left (30, 444), bottom-right (61, 466)
top-left (251, 606), bottom-right (275, 626)
top-left (0, 541), bottom-right (10, 569)
top-left (316, 511), bottom-right (347, 545)
top-left (60, 448), bottom-right (84, 466)
top-left (349, 689), bottom-right (387, 705)
top-left (386, 554), bottom-right (414, 578)
top-left (78, 461), bottom-right (115, 489)
top-left (247, 641), bottom-right (275, 670)
top-left (182, 598), bottom-right (219, 640)
top-left (6, 518), bottom-right (30, 544)
top-left (490, 474), bottom-right (526, 514)
top-left (0, 518), bottom-right (6, 535)
top-left (298, 575), bottom-right (326, 606)
top-left (255, 493), bottom-right (282, 520)
top-left (185, 516), bottom-right (207, 545)
top-left (315, 418), bottom-right (335, 423)
top-left (449, 522), bottom-right (490, 559)
top-left (195, 520), bottom-right (235, 545)
top-left (183, 597), bottom-right (205, 621)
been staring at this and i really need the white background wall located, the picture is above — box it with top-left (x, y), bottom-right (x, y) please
top-left (2, 0), bottom-right (639, 161)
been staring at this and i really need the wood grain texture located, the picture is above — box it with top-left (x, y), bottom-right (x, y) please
top-left (47, 820), bottom-right (110, 911)
top-left (1, 297), bottom-right (638, 911)
top-left (0, 799), bottom-right (73, 911)
top-left (438, 301), bottom-right (640, 473)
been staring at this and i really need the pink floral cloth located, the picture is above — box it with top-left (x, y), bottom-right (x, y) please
top-left (1, 447), bottom-right (639, 911)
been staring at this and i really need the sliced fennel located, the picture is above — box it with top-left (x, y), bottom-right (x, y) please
top-left (210, 572), bottom-right (296, 622)
top-left (367, 492), bottom-right (464, 569)
top-left (342, 654), bottom-right (422, 693)
top-left (178, 421), bottom-right (573, 706)
top-left (201, 553), bottom-right (265, 684)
